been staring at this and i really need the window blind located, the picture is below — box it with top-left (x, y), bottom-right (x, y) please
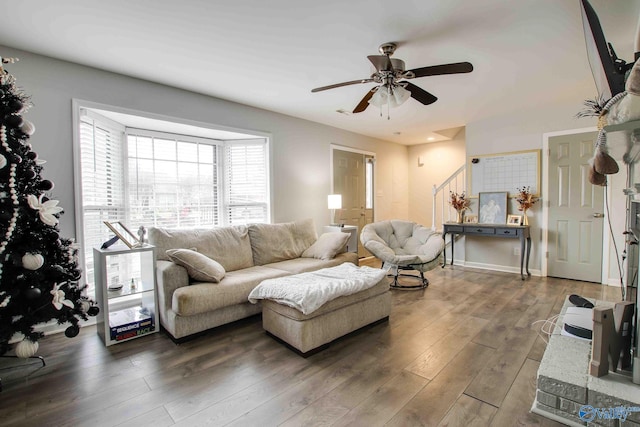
top-left (79, 110), bottom-right (126, 290)
top-left (224, 139), bottom-right (269, 224)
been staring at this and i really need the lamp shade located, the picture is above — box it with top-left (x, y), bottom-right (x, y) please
top-left (369, 85), bottom-right (410, 108)
top-left (327, 194), bottom-right (342, 209)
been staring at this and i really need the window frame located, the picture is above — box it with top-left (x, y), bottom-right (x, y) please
top-left (72, 99), bottom-right (272, 293)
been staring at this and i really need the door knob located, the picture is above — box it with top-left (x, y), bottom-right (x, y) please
top-left (593, 213), bottom-right (605, 218)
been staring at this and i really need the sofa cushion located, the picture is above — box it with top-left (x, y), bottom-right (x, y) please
top-left (265, 252), bottom-right (358, 275)
top-left (248, 219), bottom-right (317, 266)
top-left (302, 232), bottom-right (349, 260)
top-left (149, 226), bottom-right (253, 271)
top-left (165, 248), bottom-right (225, 282)
top-left (172, 266), bottom-right (290, 316)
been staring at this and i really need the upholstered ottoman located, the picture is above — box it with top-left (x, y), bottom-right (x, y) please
top-left (249, 264), bottom-right (391, 356)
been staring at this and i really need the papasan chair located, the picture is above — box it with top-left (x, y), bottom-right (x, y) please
top-left (361, 220), bottom-right (444, 289)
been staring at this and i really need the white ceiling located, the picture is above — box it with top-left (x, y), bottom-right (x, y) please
top-left (0, 0), bottom-right (638, 145)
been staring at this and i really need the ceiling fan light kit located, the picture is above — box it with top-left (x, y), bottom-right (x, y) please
top-left (312, 42), bottom-right (473, 119)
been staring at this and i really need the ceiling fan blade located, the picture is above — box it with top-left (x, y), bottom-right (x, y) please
top-left (368, 55), bottom-right (393, 71)
top-left (407, 62), bottom-right (474, 79)
top-left (404, 82), bottom-right (438, 105)
top-left (353, 89), bottom-right (375, 113)
top-left (311, 78), bottom-right (374, 93)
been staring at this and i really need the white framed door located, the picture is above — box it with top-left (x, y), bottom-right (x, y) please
top-left (545, 130), bottom-right (605, 282)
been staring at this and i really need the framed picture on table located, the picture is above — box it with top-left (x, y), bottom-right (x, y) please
top-left (507, 215), bottom-right (522, 226)
top-left (464, 214), bottom-right (478, 224)
top-left (103, 221), bottom-right (140, 249)
top-left (478, 192), bottom-right (507, 224)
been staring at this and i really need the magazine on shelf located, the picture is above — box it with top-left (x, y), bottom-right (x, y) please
top-left (109, 306), bottom-right (154, 340)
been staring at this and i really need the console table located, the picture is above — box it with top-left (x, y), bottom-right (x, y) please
top-left (442, 223), bottom-right (531, 280)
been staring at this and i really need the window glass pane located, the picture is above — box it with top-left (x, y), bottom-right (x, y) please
top-left (199, 144), bottom-right (214, 163)
top-left (366, 160), bottom-right (373, 209)
top-left (136, 136), bottom-right (153, 159)
top-left (154, 138), bottom-right (176, 161)
top-left (177, 141), bottom-right (198, 163)
top-left (154, 160), bottom-right (177, 184)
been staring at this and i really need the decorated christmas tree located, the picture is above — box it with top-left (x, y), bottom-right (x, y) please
top-left (0, 57), bottom-right (98, 358)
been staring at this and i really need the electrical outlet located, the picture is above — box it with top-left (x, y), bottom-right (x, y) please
top-left (514, 247), bottom-right (521, 256)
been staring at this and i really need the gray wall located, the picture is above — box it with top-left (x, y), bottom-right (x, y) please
top-left (0, 46), bottom-right (410, 241)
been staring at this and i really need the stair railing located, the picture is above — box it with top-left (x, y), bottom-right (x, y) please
top-left (432, 164), bottom-right (466, 231)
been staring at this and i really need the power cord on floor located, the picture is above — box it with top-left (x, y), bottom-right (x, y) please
top-left (531, 314), bottom-right (560, 345)
top-left (605, 183), bottom-right (628, 300)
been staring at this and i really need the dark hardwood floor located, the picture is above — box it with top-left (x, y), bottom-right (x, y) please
top-left (0, 261), bottom-right (621, 426)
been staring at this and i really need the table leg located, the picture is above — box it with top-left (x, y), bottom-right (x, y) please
top-left (450, 233), bottom-right (455, 266)
top-left (526, 236), bottom-right (531, 276)
top-left (520, 235), bottom-right (525, 280)
top-left (442, 233), bottom-right (446, 268)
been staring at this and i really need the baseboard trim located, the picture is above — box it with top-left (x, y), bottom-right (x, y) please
top-left (453, 260), bottom-right (541, 277)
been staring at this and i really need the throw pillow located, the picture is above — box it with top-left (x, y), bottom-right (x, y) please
top-left (166, 248), bottom-right (225, 282)
top-left (301, 232), bottom-right (350, 260)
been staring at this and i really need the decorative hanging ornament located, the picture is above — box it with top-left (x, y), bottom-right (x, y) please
top-left (27, 194), bottom-right (63, 226)
top-left (5, 114), bottom-right (23, 128)
top-left (20, 120), bottom-right (35, 136)
top-left (87, 306), bottom-right (99, 317)
top-left (24, 286), bottom-right (41, 300)
top-left (64, 325), bottom-right (80, 338)
top-left (22, 252), bottom-right (44, 270)
top-left (0, 154), bottom-right (6, 169)
top-left (50, 283), bottom-right (73, 310)
top-left (7, 98), bottom-right (23, 113)
top-left (15, 339), bottom-right (38, 359)
top-left (79, 300), bottom-right (91, 313)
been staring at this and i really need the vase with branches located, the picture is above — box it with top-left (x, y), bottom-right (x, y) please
top-left (449, 191), bottom-right (470, 223)
top-left (515, 186), bottom-right (538, 225)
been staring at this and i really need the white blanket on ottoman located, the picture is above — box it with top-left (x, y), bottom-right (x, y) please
top-left (248, 263), bottom-right (387, 315)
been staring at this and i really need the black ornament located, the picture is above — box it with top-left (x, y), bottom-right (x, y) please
top-left (87, 306), bottom-right (99, 317)
top-left (50, 264), bottom-right (65, 274)
top-left (64, 325), bottom-right (80, 338)
top-left (7, 98), bottom-right (23, 113)
top-left (39, 180), bottom-right (54, 191)
top-left (70, 270), bottom-right (82, 281)
top-left (26, 151), bottom-right (37, 160)
top-left (24, 287), bottom-right (41, 300)
top-left (5, 114), bottom-right (23, 127)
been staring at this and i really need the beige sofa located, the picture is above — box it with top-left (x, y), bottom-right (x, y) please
top-left (148, 219), bottom-right (358, 341)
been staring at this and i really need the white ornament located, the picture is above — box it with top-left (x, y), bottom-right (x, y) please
top-left (79, 300), bottom-right (91, 313)
top-left (22, 253), bottom-right (44, 270)
top-left (20, 120), bottom-right (35, 136)
top-left (15, 339), bottom-right (38, 359)
top-left (51, 283), bottom-right (74, 310)
top-left (0, 154), bottom-right (6, 169)
top-left (27, 194), bottom-right (63, 226)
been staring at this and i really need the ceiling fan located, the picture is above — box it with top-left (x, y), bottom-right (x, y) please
top-left (311, 42), bottom-right (473, 117)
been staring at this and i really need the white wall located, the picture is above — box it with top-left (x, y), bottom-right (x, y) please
top-left (407, 130), bottom-right (467, 227)
top-left (0, 46), bottom-right (409, 241)
top-left (466, 103), bottom-right (600, 274)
